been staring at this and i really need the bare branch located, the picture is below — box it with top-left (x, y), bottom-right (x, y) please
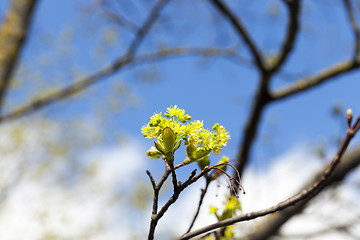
top-left (186, 179), bottom-right (210, 233)
top-left (343, 0), bottom-right (360, 59)
top-left (169, 163), bottom-right (179, 193)
top-left (0, 0), bottom-right (39, 110)
top-left (127, 0), bottom-right (170, 57)
top-left (148, 167), bottom-right (201, 240)
top-left (209, 0), bottom-right (265, 72)
top-left (101, 8), bottom-right (139, 31)
top-left (0, 46), bottom-right (242, 124)
top-left (0, 57), bottom-right (131, 123)
top-left (269, 0), bottom-right (300, 73)
top-left (149, 161), bottom-right (236, 240)
top-left (146, 170), bottom-right (156, 190)
top-left (243, 146), bottom-right (360, 240)
top-left (148, 166), bottom-right (172, 240)
top-left (233, 1), bottom-right (300, 175)
top-left (132, 47), bottom-right (240, 64)
top-left (179, 115), bottom-right (360, 240)
top-left (271, 60), bottom-right (359, 100)
top-left (0, 0), bottom-right (171, 124)
top-left (235, 75), bottom-right (272, 176)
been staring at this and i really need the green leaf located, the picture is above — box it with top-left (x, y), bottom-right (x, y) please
top-left (194, 148), bottom-right (211, 160)
top-left (146, 146), bottom-right (162, 159)
top-left (174, 140), bottom-right (181, 152)
top-left (154, 141), bottom-right (165, 154)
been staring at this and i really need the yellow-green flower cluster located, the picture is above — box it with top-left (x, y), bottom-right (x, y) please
top-left (142, 105), bottom-right (191, 144)
top-left (142, 105), bottom-right (230, 160)
top-left (210, 195), bottom-right (241, 221)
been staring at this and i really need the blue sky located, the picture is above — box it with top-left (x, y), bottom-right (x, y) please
top-left (15, 0), bottom-right (360, 166)
top-left (1, 0), bottom-right (360, 174)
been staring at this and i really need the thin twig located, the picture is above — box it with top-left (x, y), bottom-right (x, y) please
top-left (148, 168), bottom-right (198, 240)
top-left (147, 166), bottom-right (171, 240)
top-left (102, 8), bottom-right (139, 31)
top-left (127, 0), bottom-right (170, 57)
top-left (146, 170), bottom-right (156, 189)
top-left (186, 179), bottom-right (210, 233)
top-left (169, 163), bottom-right (179, 193)
top-left (179, 114), bottom-right (360, 240)
top-left (269, 0), bottom-right (300, 73)
top-left (132, 47), bottom-right (238, 64)
top-left (209, 0), bottom-right (265, 72)
top-left (343, 0), bottom-right (360, 59)
top-left (271, 60), bottom-right (360, 100)
top-left (0, 0), bottom-right (170, 124)
top-left (149, 162), bottom-right (231, 240)
top-left (147, 166), bottom-right (172, 217)
top-left (234, 0), bottom-right (301, 176)
top-left (0, 45), bottom-right (243, 124)
top-left (235, 75), bottom-right (272, 176)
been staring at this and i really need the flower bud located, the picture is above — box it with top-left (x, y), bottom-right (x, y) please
top-left (346, 108), bottom-right (353, 121)
top-left (186, 142), bottom-right (197, 161)
top-left (162, 127), bottom-right (176, 154)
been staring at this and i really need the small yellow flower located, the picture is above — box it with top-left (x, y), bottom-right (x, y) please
top-left (142, 106), bottom-right (230, 162)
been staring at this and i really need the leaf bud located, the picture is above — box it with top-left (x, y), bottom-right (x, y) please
top-left (346, 108), bottom-right (353, 121)
top-left (162, 127), bottom-right (176, 154)
top-left (186, 142), bottom-right (197, 161)
top-left (194, 148), bottom-right (211, 160)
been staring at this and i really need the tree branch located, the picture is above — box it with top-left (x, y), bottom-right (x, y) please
top-left (271, 60), bottom-right (359, 100)
top-left (270, 1), bottom-right (360, 101)
top-left (269, 0), bottom-right (300, 73)
top-left (186, 178), bottom-right (211, 233)
top-left (343, 0), bottom-right (360, 59)
top-left (127, 0), bottom-right (170, 57)
top-left (148, 168), bottom-right (198, 240)
top-left (0, 46), bottom-right (243, 124)
top-left (233, 1), bottom-right (300, 175)
top-left (132, 46), bottom-right (240, 64)
top-left (0, 0), bottom-right (39, 110)
top-left (235, 75), bottom-right (272, 176)
top-left (243, 146), bottom-right (360, 240)
top-left (101, 8), bottom-right (139, 32)
top-left (179, 115), bottom-right (360, 240)
top-left (0, 0), bottom-right (172, 124)
top-left (148, 161), bottom-right (238, 240)
top-left (209, 0), bottom-right (265, 72)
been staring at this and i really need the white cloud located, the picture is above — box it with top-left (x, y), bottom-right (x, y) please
top-left (0, 123), bottom-right (358, 240)
top-left (0, 123), bottom-right (148, 240)
top-left (163, 145), bottom-right (360, 239)
top-left (81, 143), bottom-right (145, 186)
